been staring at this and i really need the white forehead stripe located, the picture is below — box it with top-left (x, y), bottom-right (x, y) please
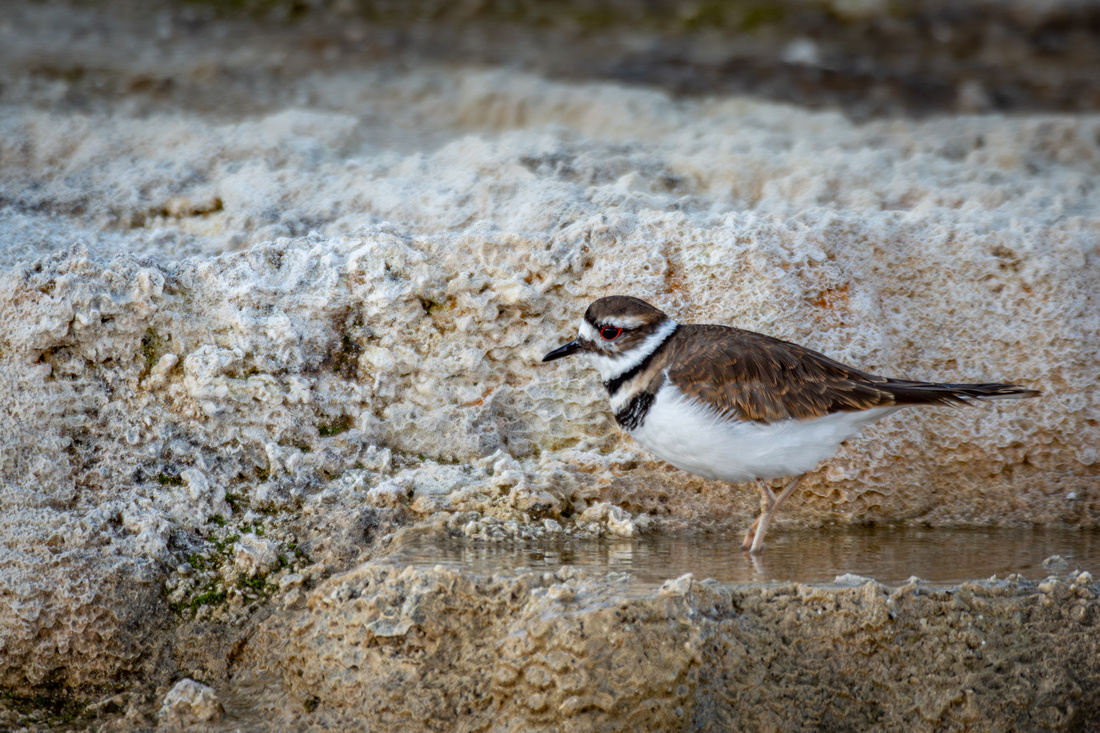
top-left (578, 320), bottom-right (600, 342)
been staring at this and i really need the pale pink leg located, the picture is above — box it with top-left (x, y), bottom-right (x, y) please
top-left (740, 515), bottom-right (761, 552)
top-left (746, 475), bottom-right (803, 554)
top-left (740, 480), bottom-right (776, 551)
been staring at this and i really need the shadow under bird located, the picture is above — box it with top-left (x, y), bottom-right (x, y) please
top-left (542, 296), bottom-right (1040, 552)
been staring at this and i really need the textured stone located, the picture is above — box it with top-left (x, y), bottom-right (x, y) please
top-left (0, 0), bottom-right (1098, 726)
top-left (233, 535), bottom-right (280, 578)
top-left (229, 563), bottom-right (1100, 731)
top-left (158, 678), bottom-right (223, 728)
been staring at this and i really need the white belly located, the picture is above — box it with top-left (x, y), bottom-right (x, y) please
top-left (629, 385), bottom-right (900, 482)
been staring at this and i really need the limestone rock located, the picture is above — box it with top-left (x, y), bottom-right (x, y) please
top-left (158, 678), bottom-right (223, 728)
top-left (230, 562), bottom-right (1100, 731)
top-left (233, 535), bottom-right (280, 578)
top-left (0, 0), bottom-right (1098, 718)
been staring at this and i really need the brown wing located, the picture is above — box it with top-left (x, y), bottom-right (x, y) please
top-left (661, 325), bottom-right (896, 422)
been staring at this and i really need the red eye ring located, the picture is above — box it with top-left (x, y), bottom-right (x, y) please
top-left (599, 326), bottom-right (622, 341)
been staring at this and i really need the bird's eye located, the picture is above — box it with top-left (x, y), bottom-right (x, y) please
top-left (600, 326), bottom-right (622, 340)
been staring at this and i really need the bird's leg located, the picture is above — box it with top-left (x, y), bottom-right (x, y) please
top-left (759, 480), bottom-right (777, 510)
top-left (740, 480), bottom-right (777, 551)
top-left (747, 475), bottom-right (804, 554)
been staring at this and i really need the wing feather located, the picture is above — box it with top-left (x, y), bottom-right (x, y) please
top-left (662, 325), bottom-right (895, 422)
top-left (661, 325), bottom-right (1037, 422)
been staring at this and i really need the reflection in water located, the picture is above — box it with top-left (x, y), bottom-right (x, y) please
top-left (388, 526), bottom-right (1100, 589)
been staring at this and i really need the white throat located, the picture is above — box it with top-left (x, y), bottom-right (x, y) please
top-left (581, 318), bottom-right (678, 382)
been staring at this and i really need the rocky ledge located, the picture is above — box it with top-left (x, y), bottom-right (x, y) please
top-left (230, 564), bottom-right (1100, 730)
top-left (0, 0), bottom-right (1098, 729)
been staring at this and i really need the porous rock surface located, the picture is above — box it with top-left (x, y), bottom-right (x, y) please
top-left (158, 678), bottom-right (223, 728)
top-left (0, 0), bottom-right (1099, 727)
top-left (232, 563), bottom-right (1100, 731)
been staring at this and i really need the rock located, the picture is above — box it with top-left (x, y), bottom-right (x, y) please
top-left (1042, 554), bottom-right (1069, 573)
top-left (228, 562), bottom-right (1100, 731)
top-left (834, 573), bottom-right (874, 586)
top-left (366, 480), bottom-right (409, 508)
top-left (659, 573), bottom-right (694, 597)
top-left (234, 535), bottom-right (280, 578)
top-left (579, 501), bottom-right (644, 537)
top-left (158, 679), bottom-right (223, 728)
top-left (0, 0), bottom-right (1098, 725)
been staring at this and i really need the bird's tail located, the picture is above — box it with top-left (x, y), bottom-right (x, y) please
top-left (882, 379), bottom-right (1040, 407)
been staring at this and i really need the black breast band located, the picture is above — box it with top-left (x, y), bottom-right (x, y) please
top-left (615, 391), bottom-right (656, 430)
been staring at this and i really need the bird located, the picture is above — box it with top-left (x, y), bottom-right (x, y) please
top-left (541, 295), bottom-right (1039, 552)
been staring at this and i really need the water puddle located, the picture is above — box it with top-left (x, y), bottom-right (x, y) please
top-left (387, 526), bottom-right (1100, 590)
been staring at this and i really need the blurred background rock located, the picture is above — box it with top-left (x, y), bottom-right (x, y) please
top-left (6, 0), bottom-right (1098, 119)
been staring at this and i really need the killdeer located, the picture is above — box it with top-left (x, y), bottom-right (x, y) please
top-left (542, 296), bottom-right (1039, 552)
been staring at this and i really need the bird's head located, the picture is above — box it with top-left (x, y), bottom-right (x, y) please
top-left (542, 296), bottom-right (676, 381)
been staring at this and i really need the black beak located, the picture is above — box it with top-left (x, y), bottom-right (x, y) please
top-left (542, 340), bottom-right (582, 362)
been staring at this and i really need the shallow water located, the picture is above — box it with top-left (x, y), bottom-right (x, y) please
top-left (388, 526), bottom-right (1100, 589)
